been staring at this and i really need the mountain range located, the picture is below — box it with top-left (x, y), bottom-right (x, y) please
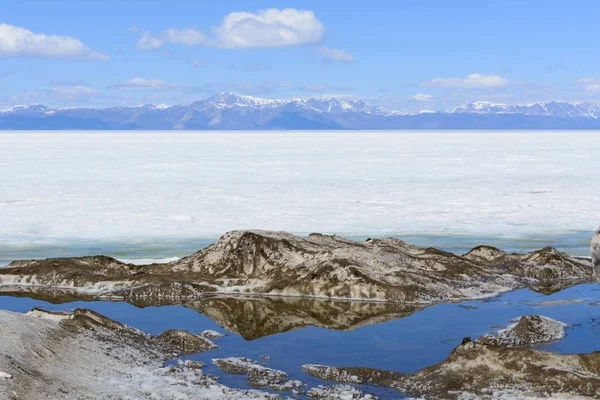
top-left (2, 93), bottom-right (600, 130)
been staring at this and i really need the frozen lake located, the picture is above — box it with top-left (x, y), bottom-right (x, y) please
top-left (1, 131), bottom-right (599, 261)
top-left (1, 131), bottom-right (599, 398)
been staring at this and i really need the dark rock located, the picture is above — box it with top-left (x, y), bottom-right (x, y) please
top-left (156, 330), bottom-right (218, 355)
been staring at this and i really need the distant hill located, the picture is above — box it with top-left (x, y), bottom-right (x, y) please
top-left (2, 93), bottom-right (600, 130)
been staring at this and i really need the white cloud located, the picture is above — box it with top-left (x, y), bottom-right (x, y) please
top-left (298, 84), bottom-right (353, 92)
top-left (423, 73), bottom-right (508, 88)
top-left (576, 78), bottom-right (600, 92)
top-left (109, 78), bottom-right (184, 91)
top-left (316, 47), bottom-right (354, 64)
top-left (215, 9), bottom-right (324, 48)
top-left (202, 81), bottom-right (277, 95)
top-left (137, 8), bottom-right (324, 50)
top-left (136, 32), bottom-right (164, 50)
top-left (108, 78), bottom-right (287, 96)
top-left (50, 85), bottom-right (97, 96)
top-left (412, 93), bottom-right (435, 102)
top-left (0, 23), bottom-right (108, 61)
top-left (163, 28), bottom-right (207, 46)
top-left (303, 93), bottom-right (361, 100)
top-left (10, 83), bottom-right (98, 105)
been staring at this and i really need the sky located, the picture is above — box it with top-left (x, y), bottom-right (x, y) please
top-left (1, 0), bottom-right (600, 112)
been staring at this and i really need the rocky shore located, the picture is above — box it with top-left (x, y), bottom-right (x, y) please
top-left (303, 319), bottom-right (600, 399)
top-left (3, 305), bottom-right (595, 399)
top-left (0, 308), bottom-right (278, 400)
top-left (0, 308), bottom-right (381, 400)
top-left (478, 315), bottom-right (569, 347)
top-left (0, 230), bottom-right (593, 304)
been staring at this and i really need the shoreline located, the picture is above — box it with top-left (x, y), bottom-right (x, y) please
top-left (2, 304), bottom-right (599, 400)
top-left (0, 230), bottom-right (594, 305)
top-left (1, 230), bottom-right (595, 264)
top-left (0, 278), bottom-right (592, 306)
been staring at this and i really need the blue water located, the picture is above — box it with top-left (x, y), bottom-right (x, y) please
top-left (1, 283), bottom-right (599, 398)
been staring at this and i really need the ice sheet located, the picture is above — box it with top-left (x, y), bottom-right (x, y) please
top-left (1, 131), bottom-right (598, 248)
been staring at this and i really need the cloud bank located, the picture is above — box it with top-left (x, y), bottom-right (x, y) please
top-left (576, 78), bottom-right (600, 93)
top-left (412, 93), bottom-right (435, 101)
top-left (0, 23), bottom-right (108, 60)
top-left (137, 9), bottom-right (325, 50)
top-left (108, 78), bottom-right (184, 91)
top-left (298, 84), bottom-right (353, 92)
top-left (316, 47), bottom-right (354, 64)
top-left (423, 73), bottom-right (508, 88)
top-left (9, 83), bottom-right (98, 106)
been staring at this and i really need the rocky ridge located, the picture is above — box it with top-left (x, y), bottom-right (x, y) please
top-left (479, 315), bottom-right (569, 347)
top-left (1, 307), bottom-right (378, 400)
top-left (213, 357), bottom-right (303, 391)
top-left (302, 336), bottom-right (600, 399)
top-left (301, 313), bottom-right (599, 399)
top-left (0, 308), bottom-right (279, 400)
top-left (0, 230), bottom-right (593, 304)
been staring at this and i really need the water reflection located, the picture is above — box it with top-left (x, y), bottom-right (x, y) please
top-left (0, 286), bottom-right (96, 303)
top-left (0, 286), bottom-right (423, 340)
top-left (1, 284), bottom-right (599, 377)
top-left (185, 296), bottom-right (423, 340)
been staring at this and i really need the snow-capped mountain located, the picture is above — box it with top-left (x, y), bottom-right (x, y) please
top-left (449, 101), bottom-right (518, 115)
top-left (450, 101), bottom-right (600, 119)
top-left (2, 93), bottom-right (600, 130)
top-left (0, 104), bottom-right (54, 116)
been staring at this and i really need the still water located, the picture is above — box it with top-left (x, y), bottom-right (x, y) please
top-left (1, 283), bottom-right (598, 398)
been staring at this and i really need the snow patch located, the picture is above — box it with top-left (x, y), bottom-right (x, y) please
top-left (25, 308), bottom-right (72, 322)
top-left (116, 257), bottom-right (180, 265)
top-left (479, 315), bottom-right (568, 347)
top-left (307, 384), bottom-right (377, 399)
top-left (201, 329), bottom-right (226, 339)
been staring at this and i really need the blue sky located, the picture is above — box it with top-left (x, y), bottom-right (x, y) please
top-left (1, 0), bottom-right (599, 111)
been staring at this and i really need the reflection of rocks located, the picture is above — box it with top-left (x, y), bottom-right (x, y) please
top-left (527, 279), bottom-right (590, 295)
top-left (1, 230), bottom-right (593, 304)
top-left (122, 282), bottom-right (217, 304)
top-left (479, 315), bottom-right (568, 347)
top-left (187, 296), bottom-right (423, 340)
top-left (0, 286), bottom-right (99, 303)
top-left (303, 339), bottom-right (600, 399)
top-left (0, 288), bottom-right (424, 340)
